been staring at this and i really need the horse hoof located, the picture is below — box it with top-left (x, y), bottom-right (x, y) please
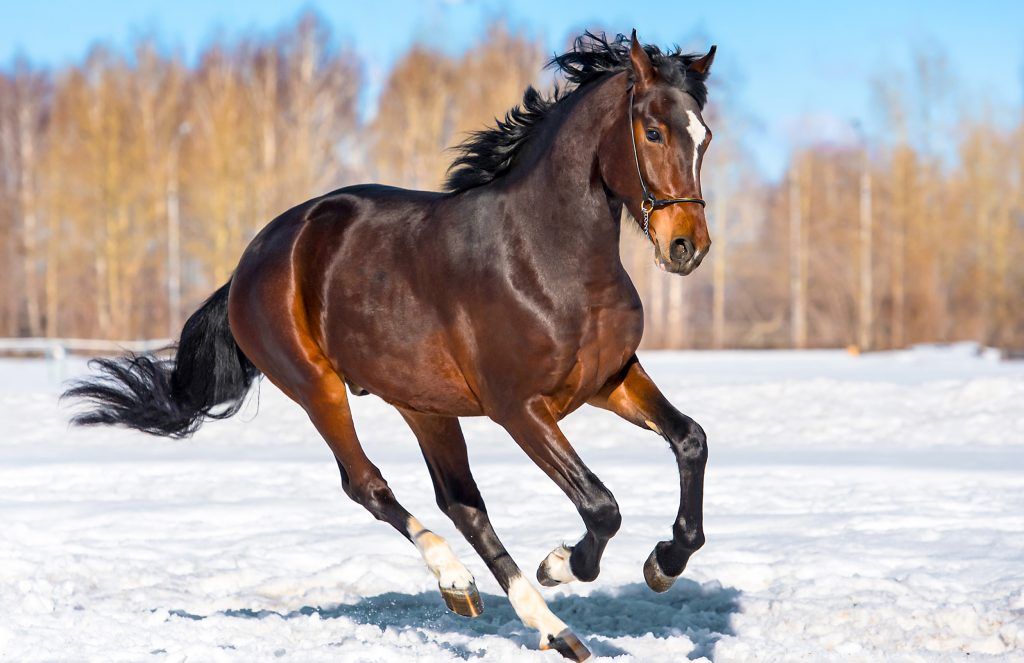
top-left (543, 628), bottom-right (592, 661)
top-left (537, 544), bottom-right (575, 587)
top-left (643, 548), bottom-right (676, 593)
top-left (439, 581), bottom-right (483, 618)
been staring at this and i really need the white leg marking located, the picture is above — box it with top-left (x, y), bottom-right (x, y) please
top-left (407, 517), bottom-right (474, 589)
top-left (507, 574), bottom-right (569, 644)
top-left (685, 110), bottom-right (706, 186)
top-left (540, 544), bottom-right (577, 585)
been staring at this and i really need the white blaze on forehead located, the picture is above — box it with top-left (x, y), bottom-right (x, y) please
top-left (685, 109), bottom-right (707, 185)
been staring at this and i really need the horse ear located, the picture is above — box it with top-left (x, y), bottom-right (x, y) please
top-left (629, 29), bottom-right (657, 90)
top-left (688, 45), bottom-right (717, 76)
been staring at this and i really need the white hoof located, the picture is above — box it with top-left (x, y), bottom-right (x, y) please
top-left (537, 544), bottom-right (577, 587)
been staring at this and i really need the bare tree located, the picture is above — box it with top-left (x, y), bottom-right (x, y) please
top-left (0, 25), bottom-right (1021, 350)
top-left (789, 156), bottom-right (808, 349)
top-left (9, 59), bottom-right (49, 337)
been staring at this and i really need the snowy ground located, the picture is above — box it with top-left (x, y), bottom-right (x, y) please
top-left (1, 345), bottom-right (1022, 662)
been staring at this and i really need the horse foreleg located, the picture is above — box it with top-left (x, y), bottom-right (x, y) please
top-left (400, 409), bottom-right (590, 661)
top-left (588, 355), bottom-right (707, 592)
top-left (499, 402), bottom-right (621, 590)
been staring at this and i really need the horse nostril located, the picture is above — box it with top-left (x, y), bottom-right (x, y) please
top-left (670, 237), bottom-right (694, 263)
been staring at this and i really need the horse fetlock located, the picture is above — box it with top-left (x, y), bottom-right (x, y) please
top-left (644, 534), bottom-right (701, 592)
top-left (408, 518), bottom-right (482, 618)
top-left (507, 575), bottom-right (572, 645)
top-left (581, 495), bottom-right (621, 539)
top-left (672, 519), bottom-right (706, 552)
top-left (432, 551), bottom-right (475, 589)
top-left (682, 527), bottom-right (706, 551)
top-left (408, 518), bottom-right (475, 588)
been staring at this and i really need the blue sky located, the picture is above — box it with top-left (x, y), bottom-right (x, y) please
top-left (2, 1), bottom-right (1022, 178)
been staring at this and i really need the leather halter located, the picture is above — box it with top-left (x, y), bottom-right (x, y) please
top-left (628, 87), bottom-right (706, 239)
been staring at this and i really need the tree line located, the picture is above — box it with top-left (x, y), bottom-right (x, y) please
top-left (1, 14), bottom-right (1021, 350)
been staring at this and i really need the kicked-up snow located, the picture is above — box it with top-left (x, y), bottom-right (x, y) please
top-left (1, 344), bottom-right (1022, 661)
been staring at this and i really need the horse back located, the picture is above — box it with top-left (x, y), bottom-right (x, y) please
top-left (231, 183), bottom-right (641, 419)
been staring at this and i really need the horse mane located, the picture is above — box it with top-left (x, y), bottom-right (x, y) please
top-left (444, 31), bottom-right (712, 193)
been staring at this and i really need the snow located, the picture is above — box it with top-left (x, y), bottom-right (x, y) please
top-left (1, 344), bottom-right (1022, 661)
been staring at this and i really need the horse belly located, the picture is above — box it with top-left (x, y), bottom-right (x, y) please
top-left (324, 304), bottom-right (483, 416)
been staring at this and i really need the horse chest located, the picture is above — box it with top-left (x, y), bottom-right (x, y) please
top-left (546, 300), bottom-right (643, 417)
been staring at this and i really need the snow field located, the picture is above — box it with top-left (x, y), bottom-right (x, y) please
top-left (1, 345), bottom-right (1022, 661)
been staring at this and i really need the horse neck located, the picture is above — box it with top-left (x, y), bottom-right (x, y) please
top-left (500, 73), bottom-right (630, 268)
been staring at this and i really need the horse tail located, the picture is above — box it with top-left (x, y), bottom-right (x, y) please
top-left (62, 280), bottom-right (261, 438)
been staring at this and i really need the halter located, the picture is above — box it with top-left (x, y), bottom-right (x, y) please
top-left (628, 87), bottom-right (706, 239)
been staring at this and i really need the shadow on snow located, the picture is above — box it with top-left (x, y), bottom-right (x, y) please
top-left (169, 579), bottom-right (740, 660)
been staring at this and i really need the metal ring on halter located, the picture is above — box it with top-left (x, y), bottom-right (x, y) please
top-left (640, 197), bottom-right (654, 238)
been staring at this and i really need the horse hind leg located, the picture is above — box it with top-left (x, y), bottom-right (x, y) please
top-left (229, 279), bottom-right (479, 616)
top-left (400, 409), bottom-right (591, 661)
top-left (292, 364), bottom-right (481, 617)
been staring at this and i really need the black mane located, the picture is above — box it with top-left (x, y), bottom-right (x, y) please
top-left (444, 32), bottom-right (712, 193)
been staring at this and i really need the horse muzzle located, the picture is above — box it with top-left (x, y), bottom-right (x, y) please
top-left (654, 235), bottom-right (711, 275)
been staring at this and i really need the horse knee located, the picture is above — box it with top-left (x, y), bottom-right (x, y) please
top-left (670, 421), bottom-right (707, 464)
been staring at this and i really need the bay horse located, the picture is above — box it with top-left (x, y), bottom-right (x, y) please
top-left (65, 31), bottom-right (716, 660)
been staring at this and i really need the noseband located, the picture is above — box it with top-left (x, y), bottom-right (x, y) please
top-left (628, 88), bottom-right (706, 239)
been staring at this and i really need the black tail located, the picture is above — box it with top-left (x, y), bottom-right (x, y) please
top-left (63, 281), bottom-right (261, 438)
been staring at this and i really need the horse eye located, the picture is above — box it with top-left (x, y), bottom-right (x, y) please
top-left (645, 128), bottom-right (662, 143)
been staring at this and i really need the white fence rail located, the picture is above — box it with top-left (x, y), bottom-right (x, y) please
top-left (0, 337), bottom-right (173, 357)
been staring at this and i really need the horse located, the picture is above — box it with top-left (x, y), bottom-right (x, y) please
top-left (64, 30), bottom-right (716, 661)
